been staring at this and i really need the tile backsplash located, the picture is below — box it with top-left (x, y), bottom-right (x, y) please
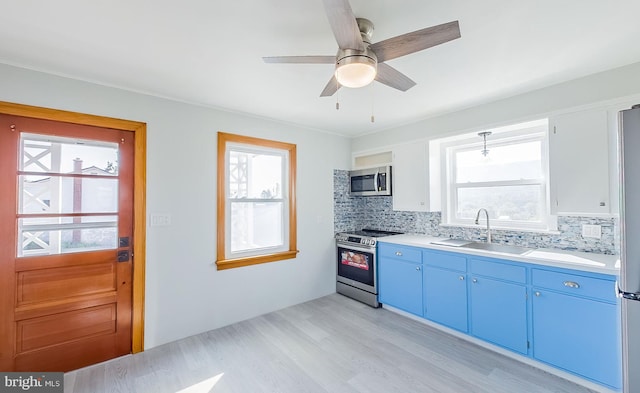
top-left (334, 169), bottom-right (618, 255)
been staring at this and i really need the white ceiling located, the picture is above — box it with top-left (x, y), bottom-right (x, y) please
top-left (1, 0), bottom-right (639, 137)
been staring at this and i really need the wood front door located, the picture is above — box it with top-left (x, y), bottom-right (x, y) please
top-left (0, 114), bottom-right (134, 371)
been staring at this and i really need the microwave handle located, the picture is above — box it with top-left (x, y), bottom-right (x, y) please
top-left (374, 170), bottom-right (380, 191)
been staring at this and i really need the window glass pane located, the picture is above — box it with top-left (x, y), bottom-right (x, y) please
top-left (230, 202), bottom-right (284, 253)
top-left (21, 133), bottom-right (118, 175)
top-left (229, 150), bottom-right (282, 199)
top-left (20, 175), bottom-right (118, 214)
top-left (456, 185), bottom-right (542, 221)
top-left (18, 216), bottom-right (118, 256)
top-left (456, 141), bottom-right (542, 183)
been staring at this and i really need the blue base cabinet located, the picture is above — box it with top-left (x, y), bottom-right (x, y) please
top-left (378, 243), bottom-right (423, 316)
top-left (531, 269), bottom-right (622, 390)
top-left (377, 242), bottom-right (622, 391)
top-left (423, 251), bottom-right (468, 332)
top-left (470, 276), bottom-right (528, 354)
top-left (469, 258), bottom-right (528, 355)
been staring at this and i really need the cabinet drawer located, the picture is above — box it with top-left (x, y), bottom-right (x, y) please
top-left (423, 251), bottom-right (466, 272)
top-left (469, 259), bottom-right (526, 283)
top-left (378, 243), bottom-right (422, 263)
top-left (532, 269), bottom-right (617, 302)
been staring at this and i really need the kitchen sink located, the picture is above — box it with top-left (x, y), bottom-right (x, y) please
top-left (430, 239), bottom-right (472, 247)
top-left (462, 242), bottom-right (529, 255)
top-left (431, 239), bottom-right (529, 255)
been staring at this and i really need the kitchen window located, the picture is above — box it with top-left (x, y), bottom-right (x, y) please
top-left (441, 119), bottom-right (552, 231)
top-left (216, 132), bottom-right (297, 270)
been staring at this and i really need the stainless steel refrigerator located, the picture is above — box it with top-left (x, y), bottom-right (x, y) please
top-left (618, 104), bottom-right (640, 393)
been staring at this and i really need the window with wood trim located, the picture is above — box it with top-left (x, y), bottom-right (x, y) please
top-left (216, 132), bottom-right (297, 270)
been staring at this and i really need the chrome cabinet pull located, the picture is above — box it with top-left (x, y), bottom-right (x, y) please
top-left (535, 291), bottom-right (541, 297)
top-left (395, 251), bottom-right (402, 256)
top-left (563, 281), bottom-right (580, 289)
top-left (459, 276), bottom-right (465, 281)
top-left (416, 266), bottom-right (421, 271)
top-left (472, 278), bottom-right (478, 283)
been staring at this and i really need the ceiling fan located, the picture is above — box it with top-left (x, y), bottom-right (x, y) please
top-left (263, 0), bottom-right (461, 97)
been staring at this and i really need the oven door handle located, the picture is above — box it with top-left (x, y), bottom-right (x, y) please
top-left (337, 241), bottom-right (376, 254)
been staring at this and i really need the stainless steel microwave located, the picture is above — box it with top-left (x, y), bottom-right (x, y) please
top-left (349, 166), bottom-right (392, 196)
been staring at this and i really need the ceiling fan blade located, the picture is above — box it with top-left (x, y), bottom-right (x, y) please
top-left (375, 63), bottom-right (416, 92)
top-left (321, 0), bottom-right (364, 50)
top-left (370, 20), bottom-right (461, 63)
top-left (320, 75), bottom-right (341, 97)
top-left (263, 56), bottom-right (336, 64)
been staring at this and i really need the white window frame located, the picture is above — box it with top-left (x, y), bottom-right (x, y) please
top-left (225, 143), bottom-right (289, 259)
top-left (441, 120), bottom-right (552, 231)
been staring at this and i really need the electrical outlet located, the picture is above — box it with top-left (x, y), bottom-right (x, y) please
top-left (581, 224), bottom-right (601, 239)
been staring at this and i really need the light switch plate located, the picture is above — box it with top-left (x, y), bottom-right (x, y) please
top-left (150, 213), bottom-right (172, 227)
top-left (581, 224), bottom-right (601, 239)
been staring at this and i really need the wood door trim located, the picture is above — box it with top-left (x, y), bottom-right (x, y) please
top-left (0, 101), bottom-right (147, 354)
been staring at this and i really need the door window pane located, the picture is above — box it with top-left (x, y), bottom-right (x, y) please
top-left (18, 133), bottom-right (120, 257)
top-left (21, 133), bottom-right (118, 175)
top-left (18, 216), bottom-right (118, 256)
top-left (20, 175), bottom-right (118, 214)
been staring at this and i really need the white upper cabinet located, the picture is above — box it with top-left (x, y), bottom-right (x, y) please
top-left (392, 142), bottom-right (429, 211)
top-left (549, 108), bottom-right (611, 215)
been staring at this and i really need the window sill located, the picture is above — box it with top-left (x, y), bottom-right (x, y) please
top-left (216, 250), bottom-right (299, 270)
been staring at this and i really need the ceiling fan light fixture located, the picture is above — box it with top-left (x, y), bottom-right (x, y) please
top-left (335, 48), bottom-right (377, 88)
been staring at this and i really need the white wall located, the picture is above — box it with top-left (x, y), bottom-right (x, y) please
top-left (352, 61), bottom-right (640, 152)
top-left (0, 63), bottom-right (351, 349)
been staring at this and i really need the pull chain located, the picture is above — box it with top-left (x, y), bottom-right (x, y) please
top-left (336, 79), bottom-right (340, 110)
top-left (370, 83), bottom-right (375, 123)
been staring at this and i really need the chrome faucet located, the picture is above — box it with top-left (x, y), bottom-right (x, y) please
top-left (475, 208), bottom-right (491, 243)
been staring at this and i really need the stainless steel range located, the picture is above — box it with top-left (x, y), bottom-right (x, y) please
top-left (335, 229), bottom-right (402, 307)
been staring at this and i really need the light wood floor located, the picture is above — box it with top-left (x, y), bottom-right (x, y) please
top-left (64, 294), bottom-right (598, 393)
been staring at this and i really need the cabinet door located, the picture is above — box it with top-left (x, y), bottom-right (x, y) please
top-left (392, 143), bottom-right (428, 211)
top-left (549, 109), bottom-right (610, 214)
top-left (378, 257), bottom-right (423, 316)
top-left (470, 277), bottom-right (528, 354)
top-left (423, 266), bottom-right (468, 332)
top-left (532, 290), bottom-right (621, 389)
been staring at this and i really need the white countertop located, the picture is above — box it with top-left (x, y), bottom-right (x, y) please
top-left (379, 234), bottom-right (620, 276)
